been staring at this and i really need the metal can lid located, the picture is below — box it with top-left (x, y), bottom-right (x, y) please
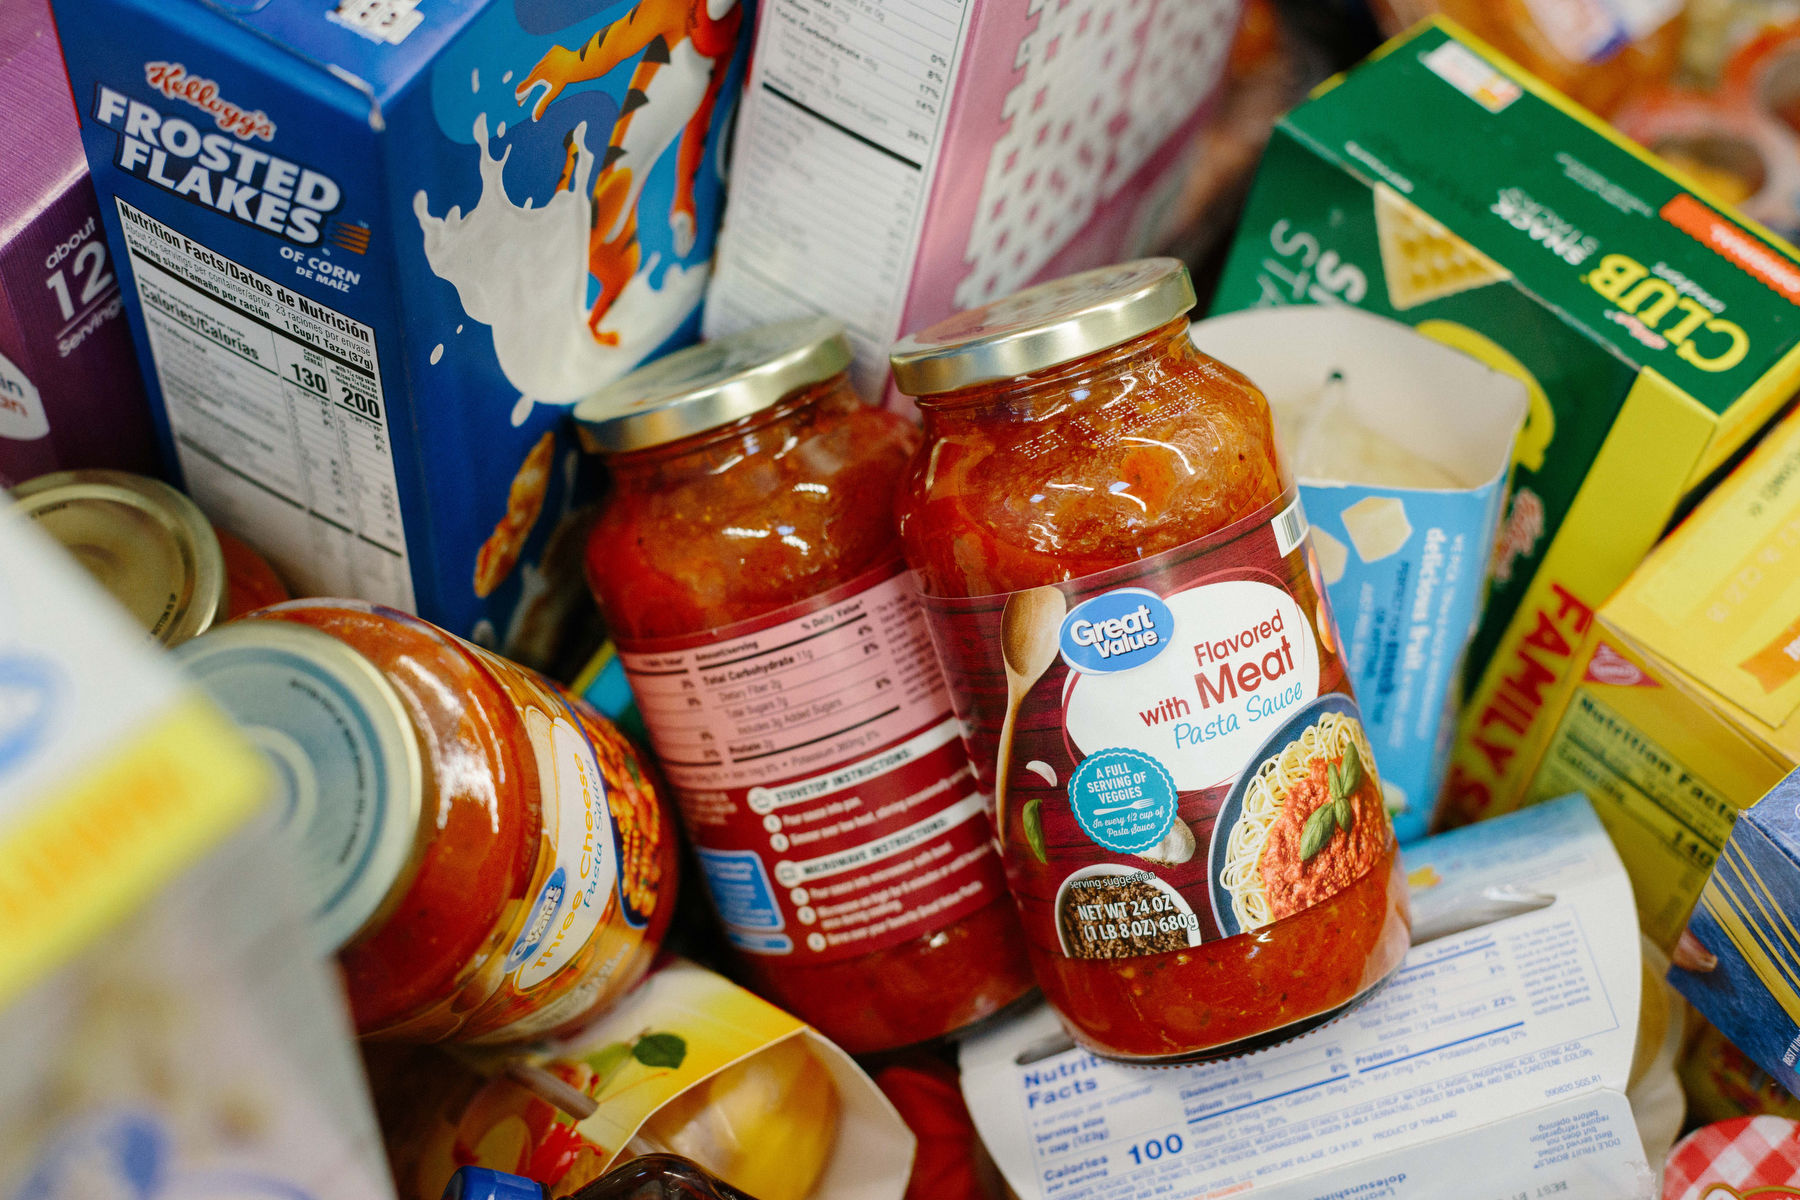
top-left (573, 318), bottom-right (853, 454)
top-left (10, 469), bottom-right (226, 647)
top-left (889, 258), bottom-right (1197, 396)
top-left (173, 621), bottom-right (425, 953)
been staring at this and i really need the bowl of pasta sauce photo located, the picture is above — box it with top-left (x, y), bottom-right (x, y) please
top-left (1210, 694), bottom-right (1391, 940)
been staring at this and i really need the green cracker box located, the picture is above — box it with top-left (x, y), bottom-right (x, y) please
top-left (1212, 20), bottom-right (1800, 827)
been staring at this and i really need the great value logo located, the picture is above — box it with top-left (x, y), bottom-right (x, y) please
top-left (1062, 581), bottom-right (1321, 792)
top-left (1059, 589), bottom-right (1172, 674)
top-left (504, 867), bottom-right (567, 970)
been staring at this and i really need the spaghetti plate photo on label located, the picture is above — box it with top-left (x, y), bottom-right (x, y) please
top-left (1209, 692), bottom-right (1380, 939)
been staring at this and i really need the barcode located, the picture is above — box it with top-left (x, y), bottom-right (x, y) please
top-left (1272, 499), bottom-right (1309, 557)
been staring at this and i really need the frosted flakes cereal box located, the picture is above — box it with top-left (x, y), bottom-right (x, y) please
top-left (45, 0), bottom-right (753, 652)
top-left (702, 0), bottom-right (1244, 400)
top-left (1212, 20), bottom-right (1800, 825)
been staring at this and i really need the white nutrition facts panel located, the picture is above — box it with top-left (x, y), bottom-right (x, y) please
top-left (703, 0), bottom-right (972, 392)
top-left (115, 201), bottom-right (414, 609)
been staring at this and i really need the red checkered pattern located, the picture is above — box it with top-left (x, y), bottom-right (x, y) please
top-left (1665, 1116), bottom-right (1800, 1199)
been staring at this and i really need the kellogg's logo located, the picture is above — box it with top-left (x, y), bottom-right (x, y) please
top-left (1060, 589), bottom-right (1172, 675)
top-left (143, 62), bottom-right (275, 142)
top-left (1585, 642), bottom-right (1655, 688)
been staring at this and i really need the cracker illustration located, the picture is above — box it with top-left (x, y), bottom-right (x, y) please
top-left (1373, 184), bottom-right (1510, 310)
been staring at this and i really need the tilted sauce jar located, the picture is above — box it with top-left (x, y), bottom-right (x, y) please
top-left (176, 599), bottom-right (675, 1042)
top-left (11, 468), bottom-right (287, 642)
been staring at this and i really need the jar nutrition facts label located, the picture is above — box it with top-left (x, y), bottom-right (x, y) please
top-left (703, 0), bottom-right (972, 392)
top-left (617, 566), bottom-right (996, 963)
top-left (114, 200), bottom-right (413, 609)
top-left (618, 568), bottom-right (951, 790)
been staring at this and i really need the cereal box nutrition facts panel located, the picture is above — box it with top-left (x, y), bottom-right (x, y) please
top-left (114, 201), bottom-right (414, 609)
top-left (704, 0), bottom-right (973, 390)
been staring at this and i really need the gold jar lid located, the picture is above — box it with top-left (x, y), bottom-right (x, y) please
top-left (174, 618), bottom-right (426, 952)
top-left (10, 469), bottom-right (225, 647)
top-left (573, 318), bottom-right (853, 454)
top-left (889, 258), bottom-right (1197, 396)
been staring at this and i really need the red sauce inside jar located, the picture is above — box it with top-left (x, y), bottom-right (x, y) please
top-left (893, 261), bottom-right (1410, 1061)
top-left (202, 601), bottom-right (678, 1042)
top-left (580, 321), bottom-right (1035, 1053)
top-left (266, 603), bottom-right (540, 1032)
top-left (216, 526), bottom-right (290, 618)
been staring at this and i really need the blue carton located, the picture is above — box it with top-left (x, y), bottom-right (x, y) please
top-left (1193, 307), bottom-right (1526, 842)
top-left (46, 0), bottom-right (753, 653)
top-left (1672, 768), bottom-right (1800, 1100)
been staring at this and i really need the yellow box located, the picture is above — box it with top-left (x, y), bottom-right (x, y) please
top-left (1525, 407), bottom-right (1800, 948)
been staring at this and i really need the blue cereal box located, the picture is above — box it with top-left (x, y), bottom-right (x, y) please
top-left (1672, 769), bottom-right (1800, 1101)
top-left (46, 0), bottom-right (753, 651)
top-left (1193, 307), bottom-right (1526, 842)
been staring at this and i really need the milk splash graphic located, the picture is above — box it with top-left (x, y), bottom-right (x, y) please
top-left (414, 114), bottom-right (707, 425)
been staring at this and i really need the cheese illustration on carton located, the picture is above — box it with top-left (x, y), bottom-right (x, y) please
top-left (1340, 494), bottom-right (1415, 563)
top-left (46, 0), bottom-right (753, 656)
top-left (1212, 19), bottom-right (1800, 824)
top-left (1312, 526), bottom-right (1349, 585)
top-left (1524, 404), bottom-right (1800, 949)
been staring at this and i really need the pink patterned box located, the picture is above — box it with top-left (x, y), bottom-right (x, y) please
top-left (0, 0), bottom-right (157, 488)
top-left (702, 0), bottom-right (1244, 404)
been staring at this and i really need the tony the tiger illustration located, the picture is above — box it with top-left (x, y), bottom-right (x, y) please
top-left (517, 0), bottom-right (744, 343)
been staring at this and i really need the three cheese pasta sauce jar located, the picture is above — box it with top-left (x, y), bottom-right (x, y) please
top-left (575, 318), bottom-right (1034, 1054)
top-left (891, 259), bottom-right (1412, 1063)
top-left (175, 599), bottom-right (676, 1043)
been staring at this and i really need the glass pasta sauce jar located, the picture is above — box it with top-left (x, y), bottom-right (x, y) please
top-left (175, 599), bottom-right (676, 1043)
top-left (891, 260), bottom-right (1412, 1063)
top-left (576, 319), bottom-right (1034, 1054)
top-left (11, 468), bottom-right (288, 642)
